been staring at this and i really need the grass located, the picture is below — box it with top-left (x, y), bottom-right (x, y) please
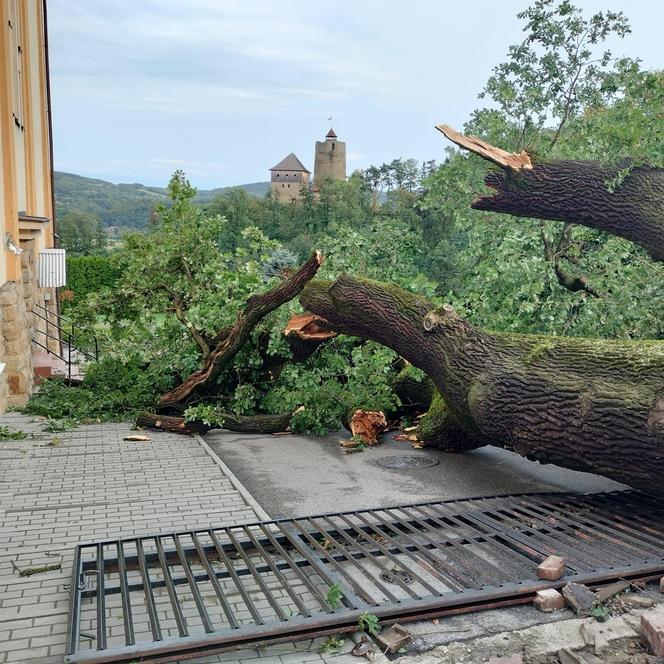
top-left (0, 426), bottom-right (31, 441)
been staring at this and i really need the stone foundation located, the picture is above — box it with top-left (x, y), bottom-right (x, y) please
top-left (0, 280), bottom-right (34, 411)
top-left (0, 240), bottom-right (60, 414)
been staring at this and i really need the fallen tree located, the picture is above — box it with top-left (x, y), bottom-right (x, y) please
top-left (296, 127), bottom-right (664, 494)
top-left (142, 126), bottom-right (663, 495)
top-left (300, 274), bottom-right (664, 493)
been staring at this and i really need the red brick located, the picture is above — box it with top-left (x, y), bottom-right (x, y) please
top-left (537, 555), bottom-right (566, 580)
top-left (641, 612), bottom-right (664, 656)
top-left (534, 588), bottom-right (566, 612)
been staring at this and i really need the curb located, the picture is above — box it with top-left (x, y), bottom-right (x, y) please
top-left (195, 433), bottom-right (271, 521)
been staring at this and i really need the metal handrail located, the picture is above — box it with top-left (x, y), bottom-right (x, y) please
top-left (31, 303), bottom-right (99, 380)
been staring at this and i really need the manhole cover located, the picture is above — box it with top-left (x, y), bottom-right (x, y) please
top-left (376, 455), bottom-right (439, 469)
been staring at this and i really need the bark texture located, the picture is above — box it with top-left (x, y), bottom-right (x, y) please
top-left (301, 275), bottom-right (664, 494)
top-left (437, 125), bottom-right (664, 262)
top-left (159, 251), bottom-right (323, 406)
top-left (136, 411), bottom-right (293, 435)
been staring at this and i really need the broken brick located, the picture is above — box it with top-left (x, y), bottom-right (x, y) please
top-left (537, 555), bottom-right (566, 580)
top-left (534, 588), bottom-right (566, 612)
top-left (375, 623), bottom-right (411, 654)
top-left (562, 582), bottom-right (597, 617)
top-left (641, 612), bottom-right (664, 656)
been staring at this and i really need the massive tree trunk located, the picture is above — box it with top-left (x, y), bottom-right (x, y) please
top-left (436, 125), bottom-right (664, 262)
top-left (300, 275), bottom-right (664, 494)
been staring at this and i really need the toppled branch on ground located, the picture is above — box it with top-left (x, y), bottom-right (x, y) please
top-left (159, 251), bottom-right (324, 407)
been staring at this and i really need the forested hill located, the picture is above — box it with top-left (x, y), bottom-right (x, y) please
top-left (54, 171), bottom-right (270, 229)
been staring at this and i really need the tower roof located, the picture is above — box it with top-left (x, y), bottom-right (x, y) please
top-left (270, 152), bottom-right (310, 173)
top-left (326, 128), bottom-right (337, 139)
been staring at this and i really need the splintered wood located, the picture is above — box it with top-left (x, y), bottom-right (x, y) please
top-left (349, 409), bottom-right (387, 444)
top-left (435, 124), bottom-right (533, 170)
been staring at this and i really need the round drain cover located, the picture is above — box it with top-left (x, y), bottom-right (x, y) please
top-left (376, 455), bottom-right (439, 469)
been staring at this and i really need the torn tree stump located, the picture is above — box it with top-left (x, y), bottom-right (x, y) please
top-left (349, 409), bottom-right (387, 444)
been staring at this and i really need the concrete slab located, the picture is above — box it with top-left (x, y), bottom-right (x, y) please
top-left (204, 429), bottom-right (626, 518)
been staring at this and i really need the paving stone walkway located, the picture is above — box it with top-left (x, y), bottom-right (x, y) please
top-left (0, 413), bottom-right (359, 664)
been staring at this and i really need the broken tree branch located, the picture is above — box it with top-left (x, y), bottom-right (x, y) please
top-left (159, 251), bottom-right (324, 407)
top-left (437, 125), bottom-right (664, 262)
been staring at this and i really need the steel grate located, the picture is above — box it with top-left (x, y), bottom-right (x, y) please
top-left (65, 490), bottom-right (664, 663)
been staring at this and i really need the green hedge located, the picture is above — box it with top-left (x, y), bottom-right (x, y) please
top-left (65, 255), bottom-right (122, 301)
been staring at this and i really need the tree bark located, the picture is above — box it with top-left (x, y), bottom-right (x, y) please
top-left (301, 275), bottom-right (664, 494)
top-left (136, 411), bottom-right (293, 435)
top-left (159, 251), bottom-right (324, 407)
top-left (436, 125), bottom-right (664, 262)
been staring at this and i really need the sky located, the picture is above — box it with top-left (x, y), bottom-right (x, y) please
top-left (48, 0), bottom-right (663, 189)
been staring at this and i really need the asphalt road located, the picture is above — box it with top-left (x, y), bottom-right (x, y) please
top-left (205, 429), bottom-right (625, 519)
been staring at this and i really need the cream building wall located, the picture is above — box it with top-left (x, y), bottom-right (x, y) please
top-left (1, 0), bottom-right (58, 413)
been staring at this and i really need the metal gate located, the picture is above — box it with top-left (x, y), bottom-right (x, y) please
top-left (66, 490), bottom-right (664, 663)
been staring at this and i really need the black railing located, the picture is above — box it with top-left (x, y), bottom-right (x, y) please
top-left (32, 302), bottom-right (99, 381)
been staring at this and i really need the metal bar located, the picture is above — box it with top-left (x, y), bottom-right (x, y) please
top-left (297, 517), bottom-right (397, 602)
top-left (398, 505), bottom-right (502, 589)
top-left (65, 561), bottom-right (664, 664)
top-left (172, 535), bottom-right (214, 633)
top-left (334, 513), bottom-right (441, 596)
top-left (285, 521), bottom-right (377, 606)
top-left (240, 525), bottom-right (312, 618)
top-left (65, 545), bottom-right (83, 655)
top-left (116, 542), bottom-right (135, 646)
top-left (254, 523), bottom-right (332, 613)
top-left (485, 503), bottom-right (615, 570)
top-left (534, 494), bottom-right (664, 552)
top-left (136, 539), bottom-right (162, 642)
top-left (224, 528), bottom-right (289, 622)
top-left (190, 533), bottom-right (239, 630)
top-left (407, 503), bottom-right (536, 582)
top-left (65, 491), bottom-right (664, 664)
top-left (154, 536), bottom-right (188, 637)
top-left (208, 529), bottom-right (264, 625)
top-left (96, 543), bottom-right (107, 650)
top-left (510, 498), bottom-right (644, 564)
top-left (360, 510), bottom-right (466, 591)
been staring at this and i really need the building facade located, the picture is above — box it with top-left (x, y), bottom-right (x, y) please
top-left (313, 128), bottom-right (346, 184)
top-left (269, 129), bottom-right (347, 202)
top-left (269, 152), bottom-right (310, 203)
top-left (1, 0), bottom-right (61, 413)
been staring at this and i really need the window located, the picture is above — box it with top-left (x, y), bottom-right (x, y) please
top-left (332, 143), bottom-right (335, 150)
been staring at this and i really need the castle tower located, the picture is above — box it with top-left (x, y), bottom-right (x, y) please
top-left (314, 128), bottom-right (346, 184)
top-left (269, 153), bottom-right (310, 202)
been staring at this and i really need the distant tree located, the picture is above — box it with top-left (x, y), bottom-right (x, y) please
top-left (58, 209), bottom-right (107, 255)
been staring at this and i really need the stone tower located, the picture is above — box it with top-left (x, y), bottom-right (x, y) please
top-left (314, 128), bottom-right (346, 184)
top-left (269, 153), bottom-right (310, 202)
